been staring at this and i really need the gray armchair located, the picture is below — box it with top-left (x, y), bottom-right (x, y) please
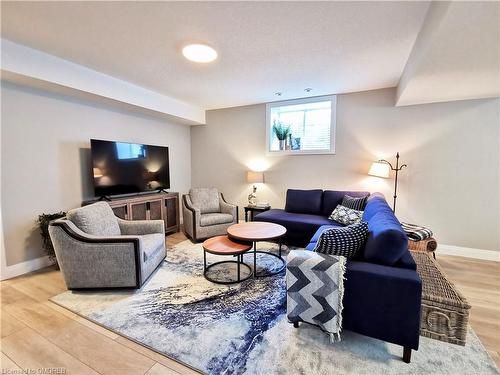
top-left (48, 202), bottom-right (165, 289)
top-left (182, 188), bottom-right (238, 241)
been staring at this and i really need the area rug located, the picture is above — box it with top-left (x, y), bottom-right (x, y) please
top-left (50, 240), bottom-right (499, 375)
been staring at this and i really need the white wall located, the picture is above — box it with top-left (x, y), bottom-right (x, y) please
top-left (191, 88), bottom-right (500, 252)
top-left (1, 82), bottom-right (192, 266)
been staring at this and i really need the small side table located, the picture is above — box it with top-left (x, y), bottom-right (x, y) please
top-left (202, 235), bottom-right (252, 284)
top-left (244, 205), bottom-right (271, 222)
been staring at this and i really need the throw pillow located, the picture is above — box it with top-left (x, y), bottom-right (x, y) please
top-left (314, 221), bottom-right (369, 258)
top-left (341, 194), bottom-right (368, 211)
top-left (329, 205), bottom-right (363, 225)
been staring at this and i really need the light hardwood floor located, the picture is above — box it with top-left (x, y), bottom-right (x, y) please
top-left (1, 231), bottom-right (499, 374)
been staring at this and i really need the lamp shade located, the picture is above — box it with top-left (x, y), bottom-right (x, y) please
top-left (368, 161), bottom-right (390, 178)
top-left (246, 171), bottom-right (264, 183)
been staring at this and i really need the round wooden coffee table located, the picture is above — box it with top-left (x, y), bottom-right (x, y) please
top-left (227, 222), bottom-right (287, 277)
top-left (202, 235), bottom-right (253, 284)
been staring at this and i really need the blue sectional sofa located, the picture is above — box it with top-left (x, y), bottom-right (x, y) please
top-left (255, 189), bottom-right (370, 247)
top-left (254, 189), bottom-right (422, 363)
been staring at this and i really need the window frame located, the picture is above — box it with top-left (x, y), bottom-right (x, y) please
top-left (265, 95), bottom-right (337, 156)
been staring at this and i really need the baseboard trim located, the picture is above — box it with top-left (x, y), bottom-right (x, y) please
top-left (438, 244), bottom-right (500, 262)
top-left (1, 255), bottom-right (53, 281)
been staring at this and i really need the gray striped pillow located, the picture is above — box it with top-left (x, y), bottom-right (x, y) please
top-left (341, 194), bottom-right (368, 211)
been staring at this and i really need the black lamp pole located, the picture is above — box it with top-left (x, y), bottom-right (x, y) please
top-left (378, 152), bottom-right (407, 213)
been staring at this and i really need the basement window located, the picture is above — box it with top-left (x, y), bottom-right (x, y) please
top-left (266, 95), bottom-right (336, 155)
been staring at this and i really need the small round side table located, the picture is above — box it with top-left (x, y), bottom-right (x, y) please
top-left (227, 222), bottom-right (287, 277)
top-left (202, 235), bottom-right (253, 284)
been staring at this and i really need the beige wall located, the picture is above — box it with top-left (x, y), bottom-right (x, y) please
top-left (191, 88), bottom-right (500, 251)
top-left (1, 82), bottom-right (192, 266)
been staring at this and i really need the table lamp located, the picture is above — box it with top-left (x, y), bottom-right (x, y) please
top-left (246, 171), bottom-right (264, 206)
top-left (368, 152), bottom-right (407, 212)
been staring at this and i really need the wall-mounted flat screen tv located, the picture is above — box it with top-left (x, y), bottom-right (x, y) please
top-left (91, 139), bottom-right (170, 197)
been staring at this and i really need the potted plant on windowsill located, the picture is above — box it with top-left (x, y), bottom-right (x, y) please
top-left (272, 120), bottom-right (291, 150)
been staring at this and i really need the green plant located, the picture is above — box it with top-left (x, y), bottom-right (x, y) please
top-left (37, 211), bottom-right (66, 266)
top-left (272, 120), bottom-right (291, 141)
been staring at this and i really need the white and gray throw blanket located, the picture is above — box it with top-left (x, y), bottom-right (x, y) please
top-left (401, 222), bottom-right (433, 241)
top-left (286, 250), bottom-right (346, 342)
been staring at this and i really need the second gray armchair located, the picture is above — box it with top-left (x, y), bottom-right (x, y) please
top-left (182, 188), bottom-right (238, 241)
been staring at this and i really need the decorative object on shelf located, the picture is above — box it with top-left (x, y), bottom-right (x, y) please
top-left (272, 120), bottom-right (291, 150)
top-left (37, 211), bottom-right (67, 267)
top-left (286, 133), bottom-right (292, 150)
top-left (246, 171), bottom-right (264, 205)
top-left (291, 136), bottom-right (301, 150)
top-left (368, 152), bottom-right (407, 212)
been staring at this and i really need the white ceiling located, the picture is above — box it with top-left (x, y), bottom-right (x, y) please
top-left (1, 1), bottom-right (430, 110)
top-left (397, 1), bottom-right (500, 106)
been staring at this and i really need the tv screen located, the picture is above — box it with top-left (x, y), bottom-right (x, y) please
top-left (90, 139), bottom-right (170, 197)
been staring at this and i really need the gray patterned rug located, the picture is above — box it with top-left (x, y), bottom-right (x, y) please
top-left (51, 240), bottom-right (498, 375)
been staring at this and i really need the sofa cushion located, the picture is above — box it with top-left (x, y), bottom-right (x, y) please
top-left (362, 192), bottom-right (387, 222)
top-left (189, 188), bottom-right (220, 214)
top-left (67, 202), bottom-right (120, 236)
top-left (140, 233), bottom-right (165, 262)
top-left (322, 190), bottom-right (370, 216)
top-left (341, 194), bottom-right (368, 211)
top-left (200, 213), bottom-right (234, 227)
top-left (362, 195), bottom-right (408, 266)
top-left (314, 221), bottom-right (369, 259)
top-left (254, 209), bottom-right (340, 246)
top-left (285, 189), bottom-right (323, 215)
top-left (329, 205), bottom-right (363, 225)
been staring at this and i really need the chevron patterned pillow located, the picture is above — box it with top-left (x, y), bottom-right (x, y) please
top-left (329, 204), bottom-right (363, 225)
top-left (314, 221), bottom-right (369, 258)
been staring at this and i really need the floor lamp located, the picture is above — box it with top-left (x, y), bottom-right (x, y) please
top-left (368, 152), bottom-right (407, 213)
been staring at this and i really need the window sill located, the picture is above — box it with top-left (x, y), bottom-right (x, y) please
top-left (266, 149), bottom-right (336, 156)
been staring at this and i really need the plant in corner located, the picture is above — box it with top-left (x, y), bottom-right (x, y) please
top-left (37, 211), bottom-right (66, 267)
top-left (272, 120), bottom-right (291, 150)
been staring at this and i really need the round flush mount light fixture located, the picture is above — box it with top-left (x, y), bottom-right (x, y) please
top-left (182, 44), bottom-right (218, 63)
top-left (305, 88), bottom-right (312, 92)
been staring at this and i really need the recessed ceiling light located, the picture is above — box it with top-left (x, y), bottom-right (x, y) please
top-left (182, 44), bottom-right (218, 63)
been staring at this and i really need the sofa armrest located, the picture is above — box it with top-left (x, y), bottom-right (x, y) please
top-left (117, 218), bottom-right (165, 236)
top-left (219, 193), bottom-right (238, 220)
top-left (343, 260), bottom-right (422, 349)
top-left (182, 194), bottom-right (200, 239)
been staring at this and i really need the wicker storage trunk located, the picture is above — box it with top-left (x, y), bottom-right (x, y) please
top-left (411, 251), bottom-right (471, 345)
top-left (408, 237), bottom-right (437, 253)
